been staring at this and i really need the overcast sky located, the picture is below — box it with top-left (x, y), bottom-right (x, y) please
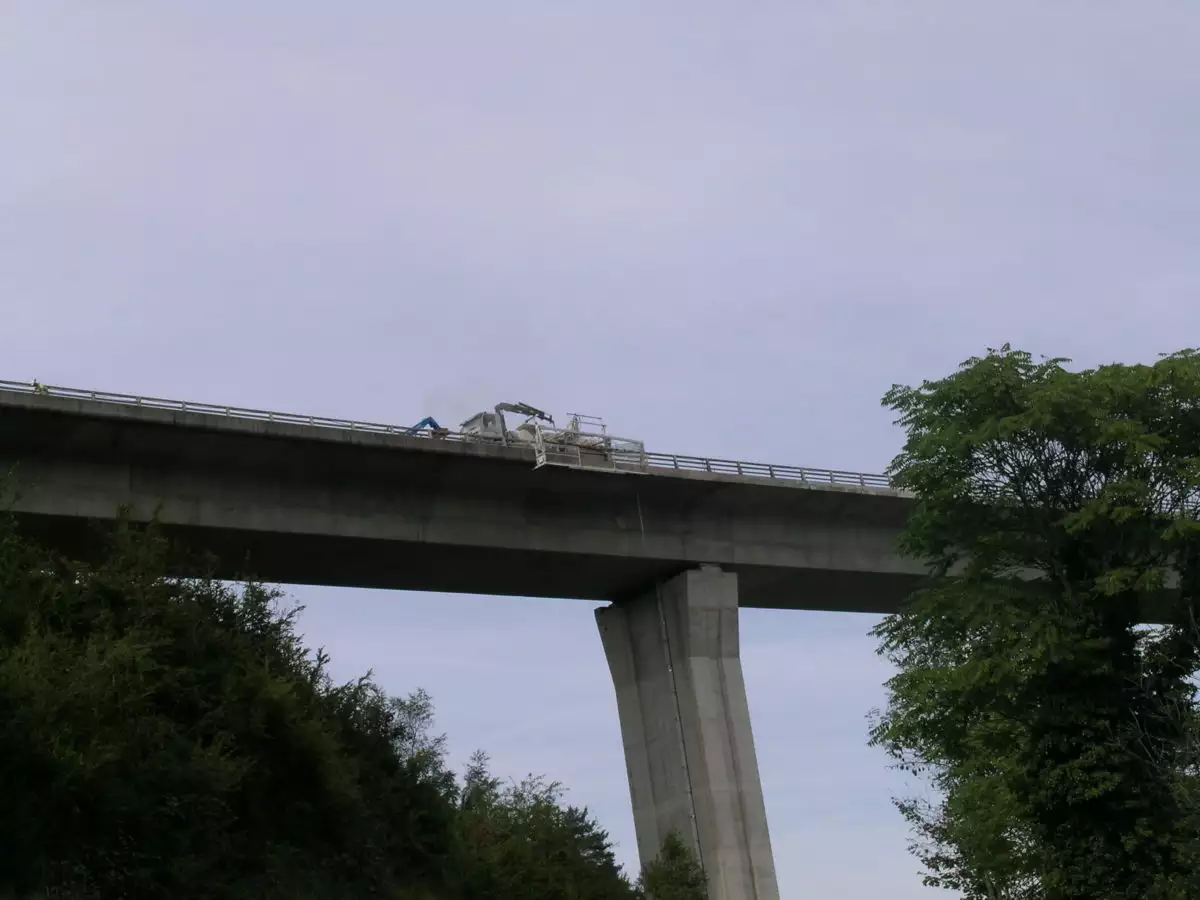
top-left (4, 3), bottom-right (1198, 897)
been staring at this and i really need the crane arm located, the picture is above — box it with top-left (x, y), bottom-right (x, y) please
top-left (494, 402), bottom-right (552, 423)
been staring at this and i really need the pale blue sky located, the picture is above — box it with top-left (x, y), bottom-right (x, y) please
top-left (3, 3), bottom-right (1198, 896)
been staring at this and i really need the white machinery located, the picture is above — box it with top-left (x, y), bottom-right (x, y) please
top-left (457, 402), bottom-right (646, 473)
top-left (459, 402), bottom-right (552, 444)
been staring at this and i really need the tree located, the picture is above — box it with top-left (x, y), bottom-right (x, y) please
top-left (451, 753), bottom-right (639, 900)
top-left (0, 508), bottom-right (724, 899)
top-left (637, 832), bottom-right (708, 900)
top-left (0, 515), bottom-right (458, 899)
top-left (869, 346), bottom-right (1200, 899)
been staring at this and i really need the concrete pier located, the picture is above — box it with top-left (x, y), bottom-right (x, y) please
top-left (596, 567), bottom-right (779, 900)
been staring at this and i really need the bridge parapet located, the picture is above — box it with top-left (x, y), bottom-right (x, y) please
top-left (0, 379), bottom-right (893, 490)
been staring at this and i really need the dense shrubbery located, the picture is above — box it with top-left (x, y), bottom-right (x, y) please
top-left (0, 514), bottom-right (704, 899)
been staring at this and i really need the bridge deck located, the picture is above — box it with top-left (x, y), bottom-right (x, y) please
top-left (0, 380), bottom-right (894, 490)
top-left (0, 383), bottom-right (918, 612)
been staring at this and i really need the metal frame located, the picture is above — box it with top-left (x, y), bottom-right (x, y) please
top-left (532, 417), bottom-right (648, 474)
top-left (0, 379), bottom-right (893, 489)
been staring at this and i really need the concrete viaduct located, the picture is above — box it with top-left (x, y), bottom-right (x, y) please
top-left (0, 384), bottom-right (920, 900)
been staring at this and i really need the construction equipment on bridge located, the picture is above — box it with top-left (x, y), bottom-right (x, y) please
top-left (533, 412), bottom-right (647, 473)
top-left (403, 416), bottom-right (445, 436)
top-left (456, 402), bottom-right (647, 473)
top-left (459, 402), bottom-right (553, 445)
top-left (403, 417), bottom-right (441, 434)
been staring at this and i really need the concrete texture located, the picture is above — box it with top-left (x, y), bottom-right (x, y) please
top-left (597, 567), bottom-right (778, 900)
top-left (0, 389), bottom-right (923, 612)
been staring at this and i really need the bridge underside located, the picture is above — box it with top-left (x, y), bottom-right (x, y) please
top-left (13, 512), bottom-right (918, 614)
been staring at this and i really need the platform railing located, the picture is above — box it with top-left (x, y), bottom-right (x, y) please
top-left (0, 379), bottom-right (893, 489)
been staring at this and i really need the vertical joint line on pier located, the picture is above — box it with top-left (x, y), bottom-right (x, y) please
top-left (655, 580), bottom-right (705, 874)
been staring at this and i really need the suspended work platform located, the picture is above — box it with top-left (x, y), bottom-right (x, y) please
top-left (532, 413), bottom-right (648, 474)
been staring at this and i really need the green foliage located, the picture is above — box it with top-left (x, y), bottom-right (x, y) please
top-left (637, 832), bottom-right (708, 900)
top-left (451, 755), bottom-right (639, 900)
top-left (0, 516), bottom-right (457, 899)
top-left (871, 346), bottom-right (1200, 899)
top-left (0, 513), bottom-right (713, 900)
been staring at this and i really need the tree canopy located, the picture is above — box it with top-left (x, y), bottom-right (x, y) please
top-left (870, 346), bottom-right (1200, 899)
top-left (0, 512), bottom-right (707, 900)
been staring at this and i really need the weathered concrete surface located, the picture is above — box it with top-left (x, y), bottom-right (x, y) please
top-left (597, 568), bottom-right (777, 900)
top-left (0, 389), bottom-right (922, 612)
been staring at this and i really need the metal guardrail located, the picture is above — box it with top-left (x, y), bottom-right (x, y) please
top-left (0, 379), bottom-right (893, 490)
top-left (643, 452), bottom-right (891, 488)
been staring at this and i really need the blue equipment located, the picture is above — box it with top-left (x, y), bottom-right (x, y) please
top-left (404, 416), bottom-right (441, 435)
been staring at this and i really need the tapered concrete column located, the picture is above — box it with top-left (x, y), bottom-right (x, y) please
top-left (596, 566), bottom-right (779, 900)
